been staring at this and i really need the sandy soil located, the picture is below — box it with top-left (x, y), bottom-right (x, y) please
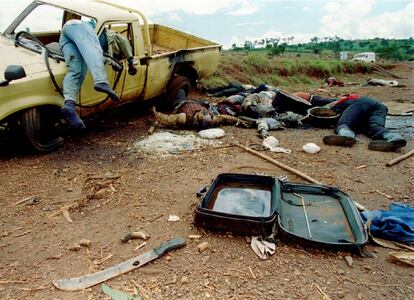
top-left (0, 63), bottom-right (413, 300)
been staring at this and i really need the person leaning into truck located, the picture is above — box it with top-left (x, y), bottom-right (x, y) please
top-left (293, 92), bottom-right (407, 152)
top-left (60, 19), bottom-right (121, 130)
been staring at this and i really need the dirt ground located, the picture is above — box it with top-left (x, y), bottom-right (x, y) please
top-left (0, 63), bottom-right (413, 300)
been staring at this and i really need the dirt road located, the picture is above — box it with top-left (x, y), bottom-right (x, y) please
top-left (0, 63), bottom-right (413, 299)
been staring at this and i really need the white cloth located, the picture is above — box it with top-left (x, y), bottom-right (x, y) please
top-left (251, 236), bottom-right (276, 260)
top-left (262, 136), bottom-right (291, 153)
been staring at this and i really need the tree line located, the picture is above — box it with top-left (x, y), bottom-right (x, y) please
top-left (231, 36), bottom-right (414, 61)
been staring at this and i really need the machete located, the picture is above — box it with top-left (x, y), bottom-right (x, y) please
top-left (53, 237), bottom-right (186, 291)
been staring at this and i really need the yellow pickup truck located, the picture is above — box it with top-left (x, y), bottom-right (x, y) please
top-left (0, 0), bottom-right (221, 151)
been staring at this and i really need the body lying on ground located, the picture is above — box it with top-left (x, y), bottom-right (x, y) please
top-left (153, 82), bottom-right (407, 152)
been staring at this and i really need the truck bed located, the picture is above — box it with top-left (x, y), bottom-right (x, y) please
top-left (148, 24), bottom-right (219, 55)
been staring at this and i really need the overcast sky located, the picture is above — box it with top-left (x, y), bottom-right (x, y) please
top-left (1, 0), bottom-right (413, 48)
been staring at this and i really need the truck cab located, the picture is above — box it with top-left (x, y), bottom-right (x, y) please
top-left (0, 0), bottom-right (221, 151)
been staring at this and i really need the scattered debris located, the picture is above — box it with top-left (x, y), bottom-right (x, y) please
top-left (13, 230), bottom-right (30, 238)
top-left (188, 234), bottom-right (202, 240)
top-left (386, 148), bottom-right (414, 167)
top-left (95, 254), bottom-right (114, 266)
top-left (262, 136), bottom-right (291, 153)
top-left (312, 283), bottom-right (332, 300)
top-left (168, 215), bottom-right (180, 222)
top-left (344, 255), bottom-right (353, 267)
top-left (302, 142), bottom-right (321, 154)
top-left (375, 190), bottom-right (393, 200)
top-left (69, 243), bottom-right (81, 252)
top-left (61, 208), bottom-right (73, 223)
top-left (134, 242), bottom-right (147, 251)
top-left (233, 143), bottom-right (322, 185)
top-left (371, 237), bottom-right (404, 250)
top-left (134, 131), bottom-right (221, 155)
top-left (197, 242), bottom-right (210, 253)
top-left (101, 283), bottom-right (141, 300)
top-left (246, 267), bottom-right (256, 280)
top-left (371, 64), bottom-right (404, 79)
top-left (355, 165), bottom-right (367, 170)
top-left (388, 252), bottom-right (414, 267)
top-left (14, 196), bottom-right (37, 206)
top-left (121, 231), bottom-right (150, 243)
top-left (79, 239), bottom-right (92, 248)
top-left (250, 237), bottom-right (276, 260)
top-left (198, 128), bottom-right (226, 139)
top-left (181, 276), bottom-right (189, 284)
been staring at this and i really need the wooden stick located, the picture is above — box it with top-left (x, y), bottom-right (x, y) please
top-left (386, 149), bottom-right (414, 167)
top-left (233, 143), bottom-right (322, 184)
top-left (14, 196), bottom-right (35, 206)
top-left (312, 283), bottom-right (332, 300)
top-left (372, 64), bottom-right (404, 79)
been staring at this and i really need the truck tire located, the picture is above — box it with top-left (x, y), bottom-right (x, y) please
top-left (166, 75), bottom-right (191, 107)
top-left (20, 107), bottom-right (64, 152)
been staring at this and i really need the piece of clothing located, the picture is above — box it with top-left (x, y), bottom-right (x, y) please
top-left (241, 91), bottom-right (276, 118)
top-left (175, 100), bottom-right (212, 128)
top-left (205, 82), bottom-right (246, 97)
top-left (99, 28), bottom-right (134, 60)
top-left (361, 203), bottom-right (414, 244)
top-left (250, 236), bottom-right (276, 260)
top-left (60, 21), bottom-right (108, 101)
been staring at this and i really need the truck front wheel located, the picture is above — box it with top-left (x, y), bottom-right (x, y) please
top-left (20, 107), bottom-right (64, 152)
top-left (166, 75), bottom-right (191, 107)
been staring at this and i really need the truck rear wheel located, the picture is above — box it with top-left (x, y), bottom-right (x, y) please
top-left (166, 75), bottom-right (191, 108)
top-left (20, 107), bottom-right (64, 152)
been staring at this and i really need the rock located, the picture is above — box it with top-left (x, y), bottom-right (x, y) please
top-left (181, 276), bottom-right (189, 284)
top-left (344, 255), bottom-right (353, 267)
top-left (79, 239), bottom-right (92, 248)
top-left (363, 265), bottom-right (372, 271)
top-left (314, 270), bottom-right (322, 277)
top-left (166, 255), bottom-right (172, 261)
top-left (69, 243), bottom-right (81, 251)
top-left (293, 269), bottom-right (301, 276)
top-left (337, 290), bottom-right (345, 298)
top-left (197, 242), bottom-right (210, 253)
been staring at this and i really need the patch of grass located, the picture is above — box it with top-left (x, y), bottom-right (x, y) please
top-left (202, 50), bottom-right (384, 90)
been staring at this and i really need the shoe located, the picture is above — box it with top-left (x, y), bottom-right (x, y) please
top-left (61, 100), bottom-right (86, 130)
top-left (94, 82), bottom-right (120, 102)
top-left (368, 132), bottom-right (407, 151)
top-left (323, 125), bottom-right (356, 147)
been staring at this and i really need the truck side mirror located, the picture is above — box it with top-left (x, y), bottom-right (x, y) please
top-left (0, 65), bottom-right (27, 87)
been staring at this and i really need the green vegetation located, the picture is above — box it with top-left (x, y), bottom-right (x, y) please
top-left (202, 51), bottom-right (377, 90)
top-left (231, 37), bottom-right (414, 61)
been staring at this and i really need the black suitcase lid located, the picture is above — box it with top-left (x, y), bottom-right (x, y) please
top-left (195, 173), bottom-right (368, 249)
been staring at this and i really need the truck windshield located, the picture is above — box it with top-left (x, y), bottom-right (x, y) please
top-left (15, 4), bottom-right (64, 34)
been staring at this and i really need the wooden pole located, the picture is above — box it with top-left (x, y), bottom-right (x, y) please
top-left (232, 143), bottom-right (322, 184)
top-left (386, 149), bottom-right (414, 167)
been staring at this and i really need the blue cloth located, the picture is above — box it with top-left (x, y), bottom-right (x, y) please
top-left (60, 20), bottom-right (107, 101)
top-left (361, 203), bottom-right (414, 243)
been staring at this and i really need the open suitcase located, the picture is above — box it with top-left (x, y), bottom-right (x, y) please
top-left (194, 173), bottom-right (368, 252)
